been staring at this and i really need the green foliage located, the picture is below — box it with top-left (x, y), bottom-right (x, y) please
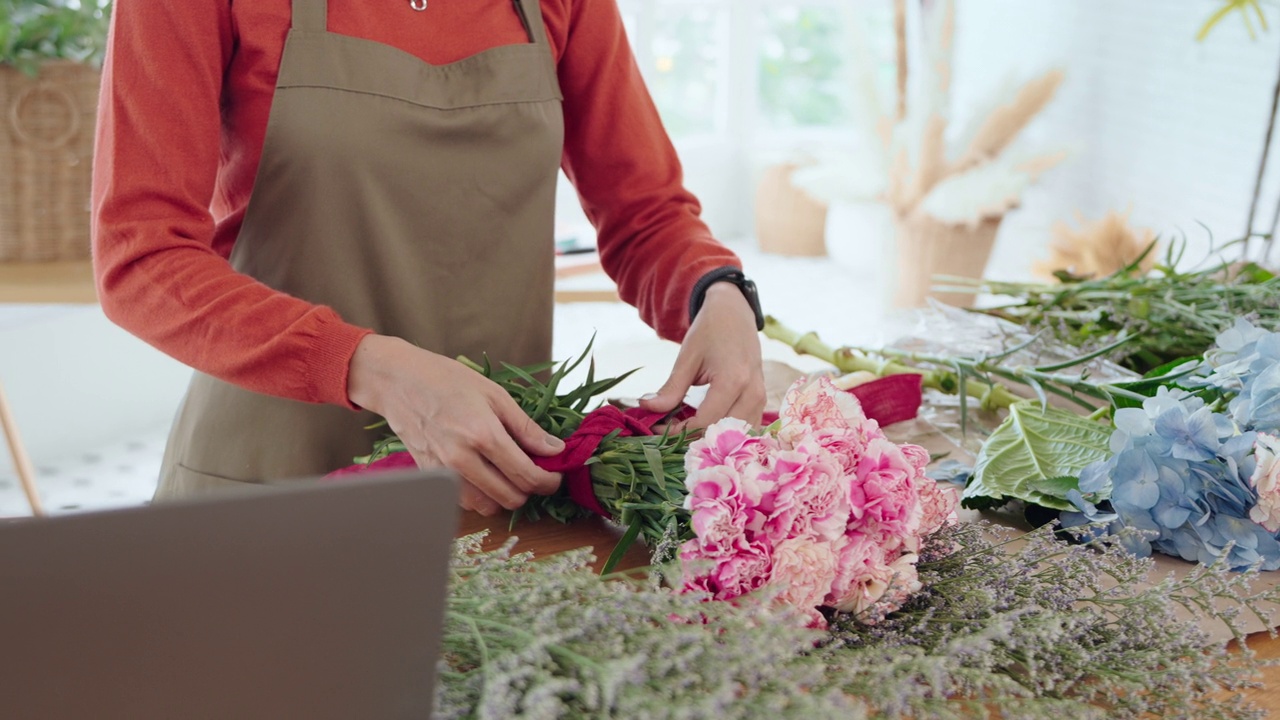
top-left (0, 0), bottom-right (111, 75)
top-left (356, 343), bottom-right (692, 572)
top-left (964, 242), bottom-right (1280, 375)
top-left (965, 402), bottom-right (1113, 512)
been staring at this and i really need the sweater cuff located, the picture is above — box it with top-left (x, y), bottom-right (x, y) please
top-left (305, 313), bottom-right (375, 410)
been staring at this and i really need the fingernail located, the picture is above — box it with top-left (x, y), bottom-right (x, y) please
top-left (546, 435), bottom-right (565, 450)
top-left (640, 393), bottom-right (659, 402)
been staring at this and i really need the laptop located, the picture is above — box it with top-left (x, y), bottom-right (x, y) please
top-left (0, 470), bottom-right (458, 720)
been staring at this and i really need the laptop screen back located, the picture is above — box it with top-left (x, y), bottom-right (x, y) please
top-left (0, 470), bottom-right (457, 720)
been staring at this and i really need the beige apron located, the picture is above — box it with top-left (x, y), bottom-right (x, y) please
top-left (155, 0), bottom-right (564, 499)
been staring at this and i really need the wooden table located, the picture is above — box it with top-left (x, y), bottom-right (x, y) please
top-left (0, 259), bottom-right (97, 304)
top-left (0, 258), bottom-right (617, 304)
top-left (456, 510), bottom-right (1280, 713)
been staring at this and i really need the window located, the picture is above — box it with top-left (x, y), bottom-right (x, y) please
top-left (757, 5), bottom-right (849, 130)
top-left (570, 1), bottom-right (895, 239)
top-left (646, 3), bottom-right (729, 137)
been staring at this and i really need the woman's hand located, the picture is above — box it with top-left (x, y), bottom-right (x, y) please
top-left (640, 283), bottom-right (766, 429)
top-left (347, 335), bottom-right (564, 516)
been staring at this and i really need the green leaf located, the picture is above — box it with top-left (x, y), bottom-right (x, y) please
top-left (1028, 475), bottom-right (1083, 498)
top-left (1109, 357), bottom-right (1201, 407)
top-left (601, 521), bottom-right (644, 575)
top-left (964, 401), bottom-right (1113, 512)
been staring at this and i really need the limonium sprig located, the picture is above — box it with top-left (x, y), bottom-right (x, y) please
top-left (437, 524), bottom-right (1276, 719)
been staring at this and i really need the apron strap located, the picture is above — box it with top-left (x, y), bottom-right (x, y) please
top-left (512, 0), bottom-right (550, 47)
top-left (292, 0), bottom-right (327, 32)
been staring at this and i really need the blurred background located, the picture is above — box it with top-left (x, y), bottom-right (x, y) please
top-left (3, 0), bottom-right (1280, 513)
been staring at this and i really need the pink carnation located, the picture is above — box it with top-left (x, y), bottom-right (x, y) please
top-left (917, 476), bottom-right (961, 537)
top-left (685, 418), bottom-right (779, 477)
top-left (826, 534), bottom-right (922, 618)
top-left (875, 553), bottom-right (924, 617)
top-left (769, 537), bottom-right (840, 622)
top-left (899, 443), bottom-right (931, 476)
top-left (761, 444), bottom-right (849, 543)
top-left (1250, 433), bottom-right (1280, 532)
top-left (680, 540), bottom-right (773, 602)
top-left (826, 535), bottom-right (892, 615)
top-left (851, 437), bottom-right (923, 545)
top-left (810, 426), bottom-right (873, 478)
top-left (778, 376), bottom-right (874, 447)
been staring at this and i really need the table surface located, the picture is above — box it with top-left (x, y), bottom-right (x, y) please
top-left (456, 510), bottom-right (1280, 714)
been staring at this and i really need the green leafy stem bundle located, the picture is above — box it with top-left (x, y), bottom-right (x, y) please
top-left (359, 344), bottom-right (694, 572)
top-left (939, 242), bottom-right (1280, 374)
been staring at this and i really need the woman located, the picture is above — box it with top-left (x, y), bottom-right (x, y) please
top-left (91, 0), bottom-right (765, 515)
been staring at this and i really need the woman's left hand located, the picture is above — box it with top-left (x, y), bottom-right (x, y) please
top-left (640, 282), bottom-right (766, 429)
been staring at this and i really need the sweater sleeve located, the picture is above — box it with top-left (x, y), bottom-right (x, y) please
top-left (554, 0), bottom-right (742, 343)
top-left (91, 0), bottom-right (371, 408)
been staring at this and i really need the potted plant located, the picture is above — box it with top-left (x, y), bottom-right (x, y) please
top-left (0, 0), bottom-right (111, 262)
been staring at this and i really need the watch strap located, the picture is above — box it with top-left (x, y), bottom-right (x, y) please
top-left (689, 266), bottom-right (765, 331)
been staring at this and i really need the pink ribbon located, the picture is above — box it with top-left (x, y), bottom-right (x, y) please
top-left (761, 374), bottom-right (924, 427)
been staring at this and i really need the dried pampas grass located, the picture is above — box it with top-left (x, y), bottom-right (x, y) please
top-left (918, 157), bottom-right (1032, 227)
top-left (951, 69), bottom-right (1065, 175)
top-left (1035, 210), bottom-right (1158, 280)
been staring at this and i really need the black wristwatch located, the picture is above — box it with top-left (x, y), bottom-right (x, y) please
top-left (689, 266), bottom-right (765, 331)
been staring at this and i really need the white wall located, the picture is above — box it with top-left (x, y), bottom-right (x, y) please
top-left (906, 0), bottom-right (1280, 274)
top-left (1081, 1), bottom-right (1280, 263)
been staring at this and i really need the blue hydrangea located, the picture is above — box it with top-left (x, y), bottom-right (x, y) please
top-left (1195, 319), bottom-right (1280, 432)
top-left (1070, 387), bottom-right (1276, 570)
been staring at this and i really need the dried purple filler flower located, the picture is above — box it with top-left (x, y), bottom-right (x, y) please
top-left (438, 524), bottom-right (1276, 719)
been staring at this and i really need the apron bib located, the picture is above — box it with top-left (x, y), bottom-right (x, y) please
top-left (156, 0), bottom-right (564, 499)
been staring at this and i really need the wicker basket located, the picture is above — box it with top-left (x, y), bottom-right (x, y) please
top-left (892, 211), bottom-right (1001, 309)
top-left (0, 61), bottom-right (100, 262)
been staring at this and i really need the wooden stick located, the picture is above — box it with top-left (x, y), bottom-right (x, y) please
top-left (1246, 36), bottom-right (1280, 260)
top-left (0, 379), bottom-right (44, 517)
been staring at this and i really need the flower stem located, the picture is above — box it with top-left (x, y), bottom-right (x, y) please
top-left (764, 316), bottom-right (1022, 410)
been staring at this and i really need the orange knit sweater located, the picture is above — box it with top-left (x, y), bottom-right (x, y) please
top-left (91, 0), bottom-right (740, 407)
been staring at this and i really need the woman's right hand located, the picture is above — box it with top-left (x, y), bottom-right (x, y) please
top-left (346, 334), bottom-right (565, 516)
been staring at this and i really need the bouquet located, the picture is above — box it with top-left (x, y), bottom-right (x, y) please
top-left (677, 377), bottom-right (957, 627)
top-left (331, 350), bottom-right (958, 624)
top-left (325, 347), bottom-right (1280, 718)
